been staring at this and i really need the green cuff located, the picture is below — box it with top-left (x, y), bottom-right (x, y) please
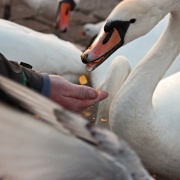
top-left (22, 70), bottom-right (26, 86)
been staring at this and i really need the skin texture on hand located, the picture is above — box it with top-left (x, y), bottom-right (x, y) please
top-left (49, 75), bottom-right (108, 112)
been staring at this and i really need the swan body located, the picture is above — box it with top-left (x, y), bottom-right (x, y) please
top-left (81, 0), bottom-right (180, 178)
top-left (90, 14), bottom-right (180, 88)
top-left (0, 75), bottom-right (153, 180)
top-left (96, 56), bottom-right (131, 128)
top-left (0, 19), bottom-right (86, 83)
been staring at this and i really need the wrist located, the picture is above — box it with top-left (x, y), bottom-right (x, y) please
top-left (41, 73), bottom-right (51, 97)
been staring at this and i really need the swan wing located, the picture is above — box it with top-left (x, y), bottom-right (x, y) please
top-left (0, 103), bottom-right (134, 180)
top-left (0, 76), bottom-right (134, 180)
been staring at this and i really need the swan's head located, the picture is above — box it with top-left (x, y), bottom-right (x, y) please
top-left (55, 0), bottom-right (79, 32)
top-left (81, 0), bottom-right (165, 71)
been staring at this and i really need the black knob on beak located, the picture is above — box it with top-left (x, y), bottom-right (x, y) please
top-left (81, 53), bottom-right (88, 64)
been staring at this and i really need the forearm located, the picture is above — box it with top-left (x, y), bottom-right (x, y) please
top-left (0, 53), bottom-right (50, 96)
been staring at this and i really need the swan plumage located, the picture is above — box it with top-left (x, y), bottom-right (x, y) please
top-left (0, 75), bottom-right (153, 180)
top-left (0, 19), bottom-right (86, 83)
top-left (81, 0), bottom-right (180, 178)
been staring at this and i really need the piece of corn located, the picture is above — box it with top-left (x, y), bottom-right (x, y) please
top-left (79, 75), bottom-right (88, 85)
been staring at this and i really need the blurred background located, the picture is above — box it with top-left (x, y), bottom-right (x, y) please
top-left (0, 0), bottom-right (120, 49)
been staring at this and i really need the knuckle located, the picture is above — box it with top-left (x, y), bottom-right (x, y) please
top-left (79, 87), bottom-right (85, 99)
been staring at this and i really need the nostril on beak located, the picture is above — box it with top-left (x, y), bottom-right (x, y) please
top-left (81, 53), bottom-right (88, 64)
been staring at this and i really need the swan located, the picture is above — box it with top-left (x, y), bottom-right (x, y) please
top-left (0, 18), bottom-right (86, 83)
top-left (2, 0), bottom-right (80, 32)
top-left (0, 75), bottom-right (153, 180)
top-left (89, 14), bottom-right (180, 89)
top-left (96, 56), bottom-right (131, 129)
top-left (81, 0), bottom-right (180, 178)
top-left (95, 16), bottom-right (177, 128)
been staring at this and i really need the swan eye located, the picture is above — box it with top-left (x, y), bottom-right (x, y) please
top-left (129, 18), bottom-right (136, 23)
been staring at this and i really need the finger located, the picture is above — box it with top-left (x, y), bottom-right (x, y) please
top-left (65, 84), bottom-right (99, 100)
top-left (71, 90), bottom-right (108, 112)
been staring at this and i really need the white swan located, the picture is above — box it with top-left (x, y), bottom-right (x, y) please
top-left (2, 0), bottom-right (80, 32)
top-left (96, 56), bottom-right (131, 128)
top-left (0, 75), bottom-right (153, 180)
top-left (89, 14), bottom-right (180, 89)
top-left (0, 18), bottom-right (86, 83)
top-left (81, 0), bottom-right (180, 179)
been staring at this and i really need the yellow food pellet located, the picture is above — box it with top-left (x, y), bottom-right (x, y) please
top-left (79, 75), bottom-right (88, 85)
top-left (101, 118), bottom-right (107, 122)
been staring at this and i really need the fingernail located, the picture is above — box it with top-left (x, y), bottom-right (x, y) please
top-left (89, 90), bottom-right (97, 99)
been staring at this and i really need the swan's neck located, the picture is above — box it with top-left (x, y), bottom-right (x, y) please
top-left (22, 0), bottom-right (38, 6)
top-left (154, 0), bottom-right (180, 13)
top-left (96, 58), bottom-right (131, 129)
top-left (120, 11), bottom-right (180, 107)
top-left (21, 0), bottom-right (57, 18)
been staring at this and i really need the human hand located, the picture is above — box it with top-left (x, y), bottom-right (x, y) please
top-left (49, 75), bottom-right (108, 112)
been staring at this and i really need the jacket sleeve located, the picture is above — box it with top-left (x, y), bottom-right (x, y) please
top-left (0, 53), bottom-right (43, 93)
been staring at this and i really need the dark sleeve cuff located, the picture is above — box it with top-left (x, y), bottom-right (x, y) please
top-left (22, 66), bottom-right (43, 93)
top-left (41, 73), bottom-right (51, 97)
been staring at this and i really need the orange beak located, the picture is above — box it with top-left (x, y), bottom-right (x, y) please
top-left (81, 28), bottom-right (122, 72)
top-left (55, 3), bottom-right (71, 32)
